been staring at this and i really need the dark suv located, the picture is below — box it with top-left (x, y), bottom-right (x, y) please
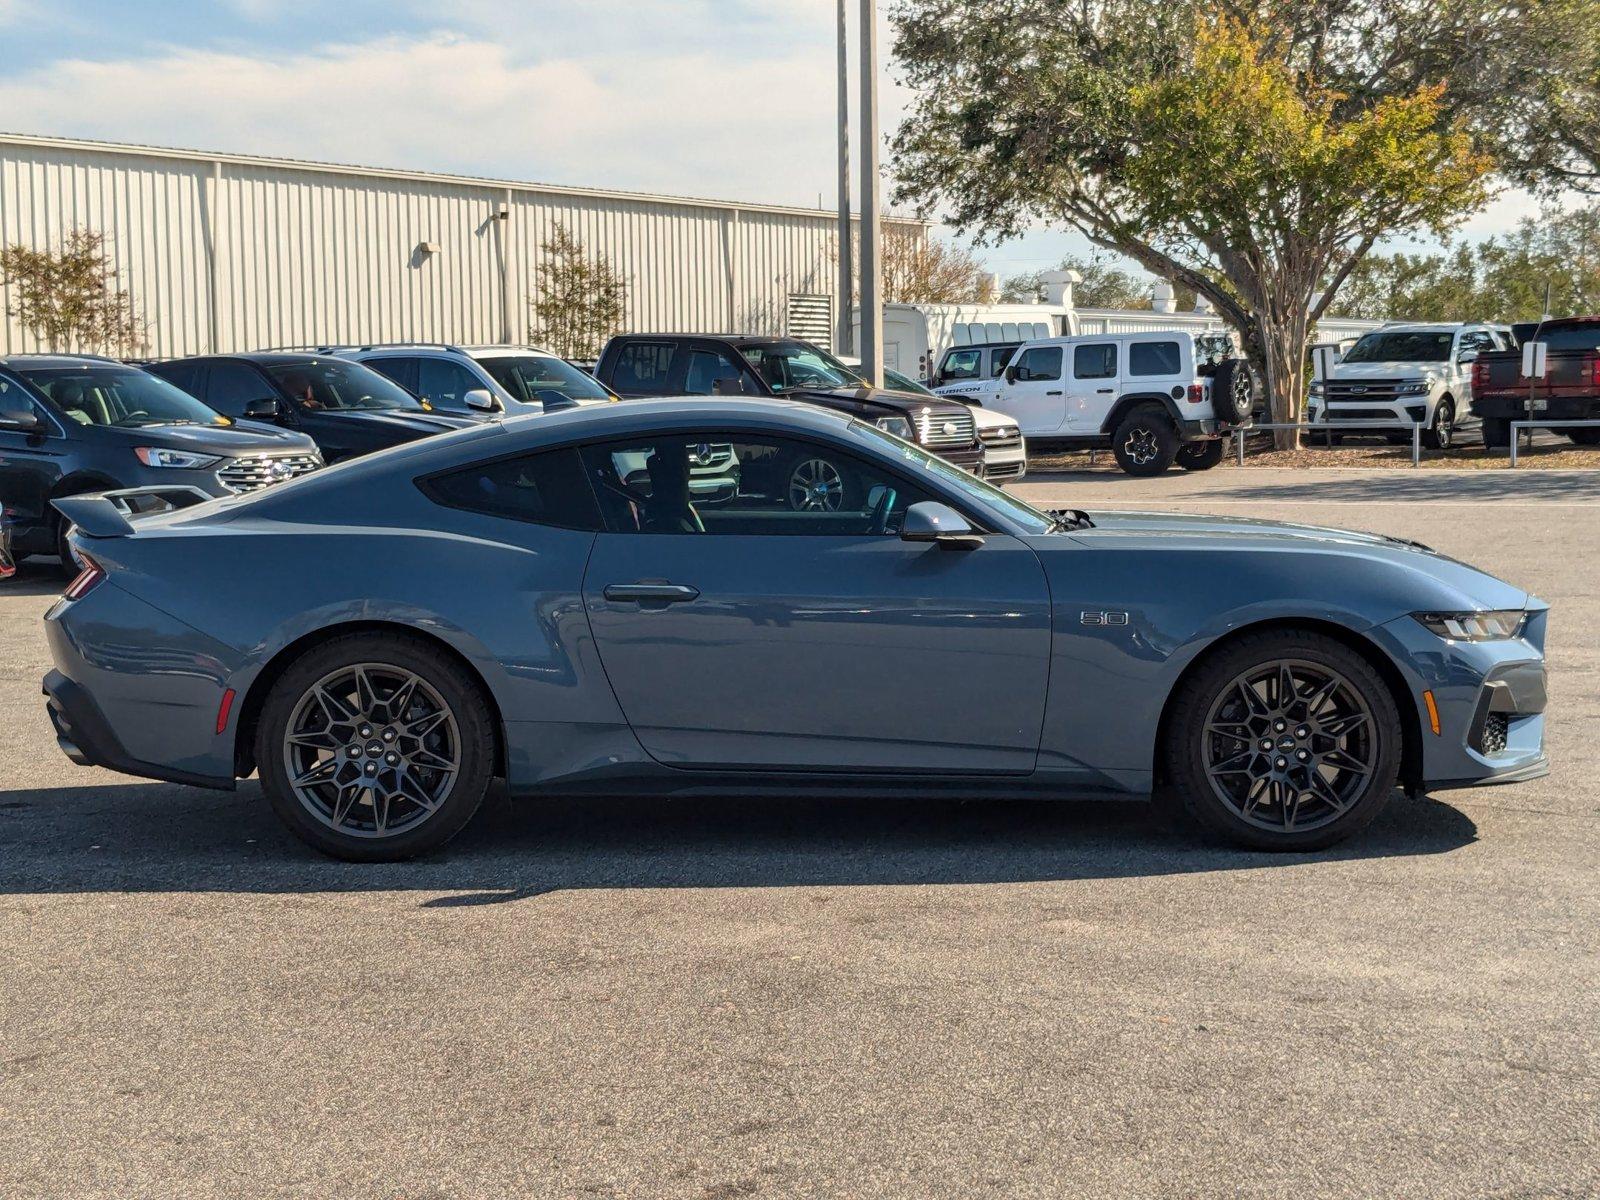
top-left (146, 353), bottom-right (484, 463)
top-left (593, 335), bottom-right (984, 473)
top-left (0, 355), bottom-right (321, 569)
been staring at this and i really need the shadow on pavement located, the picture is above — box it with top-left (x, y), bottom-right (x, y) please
top-left (0, 560), bottom-right (68, 598)
top-left (0, 780), bottom-right (1477, 904)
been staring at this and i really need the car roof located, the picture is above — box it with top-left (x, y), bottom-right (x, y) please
top-left (0, 353), bottom-right (135, 369)
top-left (943, 342), bottom-right (1019, 352)
top-left (1372, 322), bottom-right (1507, 332)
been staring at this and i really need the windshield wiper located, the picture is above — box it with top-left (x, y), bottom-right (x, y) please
top-left (1048, 508), bottom-right (1095, 531)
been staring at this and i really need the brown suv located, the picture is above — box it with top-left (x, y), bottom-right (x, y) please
top-left (593, 335), bottom-right (985, 474)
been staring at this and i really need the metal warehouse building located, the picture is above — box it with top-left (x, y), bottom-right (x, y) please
top-left (0, 133), bottom-right (904, 358)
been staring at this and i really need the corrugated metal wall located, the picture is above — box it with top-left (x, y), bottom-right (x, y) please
top-left (1, 136), bottom-right (890, 358)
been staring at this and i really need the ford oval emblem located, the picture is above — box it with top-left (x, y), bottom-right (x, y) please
top-left (1349, 385), bottom-right (1367, 394)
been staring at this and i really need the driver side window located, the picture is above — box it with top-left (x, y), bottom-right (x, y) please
top-left (579, 435), bottom-right (935, 536)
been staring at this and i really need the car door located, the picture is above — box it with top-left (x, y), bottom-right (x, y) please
top-left (1063, 342), bottom-right (1120, 431)
top-left (578, 431), bottom-right (1052, 774)
top-left (990, 345), bottom-right (1067, 434)
top-left (0, 376), bottom-right (66, 548)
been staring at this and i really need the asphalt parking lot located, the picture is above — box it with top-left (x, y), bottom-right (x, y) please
top-left (2, 468), bottom-right (1596, 1199)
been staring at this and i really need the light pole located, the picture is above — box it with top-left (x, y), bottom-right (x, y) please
top-left (836, 0), bottom-right (853, 358)
top-left (858, 0), bottom-right (883, 388)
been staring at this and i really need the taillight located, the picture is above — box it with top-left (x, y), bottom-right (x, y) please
top-left (1186, 383), bottom-right (1205, 405)
top-left (1591, 354), bottom-right (1600, 388)
top-left (1473, 360), bottom-right (1489, 392)
top-left (63, 553), bottom-right (105, 601)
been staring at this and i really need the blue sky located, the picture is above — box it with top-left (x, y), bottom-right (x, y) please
top-left (0, 0), bottom-right (1549, 288)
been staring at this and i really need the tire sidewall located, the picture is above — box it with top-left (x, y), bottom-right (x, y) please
top-left (1423, 399), bottom-right (1453, 450)
top-left (1165, 632), bottom-right (1403, 851)
top-left (1112, 406), bottom-right (1178, 476)
top-left (256, 633), bottom-right (496, 861)
top-left (1175, 439), bottom-right (1224, 471)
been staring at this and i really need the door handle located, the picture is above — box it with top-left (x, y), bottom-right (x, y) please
top-left (1045, 390), bottom-right (1063, 396)
top-left (603, 582), bottom-right (700, 604)
top-left (1096, 387), bottom-right (1115, 394)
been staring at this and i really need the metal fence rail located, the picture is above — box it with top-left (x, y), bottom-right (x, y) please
top-left (1234, 421), bottom-right (1425, 467)
top-left (1508, 419), bottom-right (1600, 466)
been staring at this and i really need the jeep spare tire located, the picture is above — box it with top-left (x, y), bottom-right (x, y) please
top-left (1212, 358), bottom-right (1255, 423)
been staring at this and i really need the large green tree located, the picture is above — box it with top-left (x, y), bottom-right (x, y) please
top-left (890, 0), bottom-right (1586, 438)
top-left (1341, 204), bottom-right (1600, 320)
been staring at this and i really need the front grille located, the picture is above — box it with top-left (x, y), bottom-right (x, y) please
top-left (916, 407), bottom-right (976, 449)
top-left (216, 453), bottom-right (323, 493)
top-left (979, 425), bottom-right (1021, 445)
top-left (1325, 380), bottom-right (1408, 403)
top-left (687, 443), bottom-right (735, 475)
top-left (1480, 713), bottom-right (1509, 756)
top-left (984, 459), bottom-right (1026, 480)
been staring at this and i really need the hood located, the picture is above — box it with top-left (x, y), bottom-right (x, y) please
top-left (796, 385), bottom-right (971, 418)
top-left (1059, 510), bottom-right (1530, 610)
top-left (94, 419), bottom-right (318, 456)
top-left (313, 408), bottom-right (485, 434)
top-left (1330, 360), bottom-right (1443, 381)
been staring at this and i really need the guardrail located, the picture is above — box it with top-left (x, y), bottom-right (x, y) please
top-left (1233, 420), bottom-right (1425, 467)
top-left (1508, 419), bottom-right (1600, 466)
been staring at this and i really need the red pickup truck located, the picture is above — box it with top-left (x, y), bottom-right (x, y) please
top-left (1471, 317), bottom-right (1600, 447)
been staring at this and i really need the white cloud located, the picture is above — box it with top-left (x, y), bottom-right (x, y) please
top-left (0, 30), bottom-right (857, 208)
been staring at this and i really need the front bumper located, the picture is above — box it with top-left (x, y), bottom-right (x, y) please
top-left (1372, 609), bottom-right (1550, 789)
top-left (1307, 400), bottom-right (1429, 427)
top-left (929, 442), bottom-right (985, 474)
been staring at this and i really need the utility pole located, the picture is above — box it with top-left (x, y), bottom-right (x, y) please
top-left (836, 0), bottom-right (853, 358)
top-left (858, 0), bottom-right (883, 388)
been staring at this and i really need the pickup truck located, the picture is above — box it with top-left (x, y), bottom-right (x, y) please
top-left (592, 334), bottom-right (985, 474)
top-left (1471, 317), bottom-right (1600, 448)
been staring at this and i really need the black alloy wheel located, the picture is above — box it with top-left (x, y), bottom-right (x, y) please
top-left (1163, 630), bottom-right (1402, 850)
top-left (257, 632), bottom-right (496, 860)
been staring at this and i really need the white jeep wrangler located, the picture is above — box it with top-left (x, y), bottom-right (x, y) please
top-left (968, 330), bottom-right (1255, 476)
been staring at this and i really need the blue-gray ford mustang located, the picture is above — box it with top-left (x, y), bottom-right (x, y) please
top-left (41, 398), bottom-right (1549, 860)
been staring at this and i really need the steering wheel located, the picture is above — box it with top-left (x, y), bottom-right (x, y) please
top-left (868, 486), bottom-right (897, 535)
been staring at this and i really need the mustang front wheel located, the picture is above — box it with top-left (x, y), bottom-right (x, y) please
top-left (1163, 630), bottom-right (1402, 850)
top-left (257, 632), bottom-right (496, 861)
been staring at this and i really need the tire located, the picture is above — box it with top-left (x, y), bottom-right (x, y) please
top-left (1567, 427), bottom-right (1600, 446)
top-left (255, 632), bottom-right (497, 862)
top-left (1175, 439), bottom-right (1224, 471)
top-left (1421, 398), bottom-right (1454, 450)
top-left (1481, 417), bottom-right (1511, 449)
top-left (1162, 629), bottom-right (1402, 851)
top-left (1111, 404), bottom-right (1179, 476)
top-left (1211, 358), bottom-right (1255, 423)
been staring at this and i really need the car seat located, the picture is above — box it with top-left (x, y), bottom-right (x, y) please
top-left (641, 448), bottom-right (702, 533)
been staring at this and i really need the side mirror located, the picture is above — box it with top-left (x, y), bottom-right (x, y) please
top-left (540, 393), bottom-right (581, 414)
top-left (1004, 365), bottom-right (1019, 384)
top-left (0, 408), bottom-right (43, 432)
top-left (463, 388), bottom-right (500, 413)
top-left (1457, 350), bottom-right (1478, 365)
top-left (900, 501), bottom-right (983, 549)
top-left (242, 397), bottom-right (281, 420)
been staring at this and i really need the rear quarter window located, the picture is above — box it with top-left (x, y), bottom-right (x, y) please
top-left (422, 447), bottom-right (602, 531)
top-left (610, 343), bottom-right (677, 393)
top-left (1128, 341), bottom-right (1182, 376)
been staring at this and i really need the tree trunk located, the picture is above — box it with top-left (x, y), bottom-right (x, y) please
top-left (1255, 301), bottom-right (1311, 451)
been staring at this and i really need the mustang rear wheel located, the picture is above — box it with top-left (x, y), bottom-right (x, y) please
top-left (1163, 630), bottom-right (1402, 850)
top-left (257, 632), bottom-right (495, 861)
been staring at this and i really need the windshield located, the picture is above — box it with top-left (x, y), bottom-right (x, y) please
top-left (742, 342), bottom-right (867, 392)
top-left (1342, 331), bottom-right (1454, 364)
top-left (265, 360), bottom-right (422, 412)
top-left (882, 367), bottom-right (936, 397)
top-left (19, 365), bottom-right (229, 428)
top-left (477, 355), bottom-right (612, 404)
top-left (845, 419), bottom-right (1054, 534)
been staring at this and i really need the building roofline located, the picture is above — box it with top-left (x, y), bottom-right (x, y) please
top-left (0, 131), bottom-right (928, 227)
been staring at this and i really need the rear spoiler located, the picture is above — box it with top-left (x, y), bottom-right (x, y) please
top-left (51, 486), bottom-right (215, 539)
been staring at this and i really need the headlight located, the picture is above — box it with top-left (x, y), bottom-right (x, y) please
top-left (1414, 610), bottom-right (1527, 641)
top-left (134, 447), bottom-right (223, 469)
top-left (875, 416), bottom-right (914, 439)
top-left (1396, 381), bottom-right (1430, 395)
